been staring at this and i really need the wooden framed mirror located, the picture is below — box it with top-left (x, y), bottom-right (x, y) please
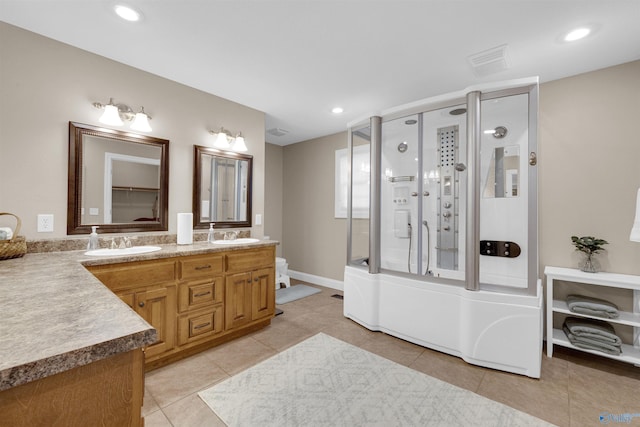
top-left (67, 122), bottom-right (169, 234)
top-left (193, 145), bottom-right (252, 229)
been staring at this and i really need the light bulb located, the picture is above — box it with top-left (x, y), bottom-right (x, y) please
top-left (130, 107), bottom-right (152, 132)
top-left (99, 101), bottom-right (123, 126)
top-left (233, 134), bottom-right (248, 152)
top-left (214, 131), bottom-right (230, 149)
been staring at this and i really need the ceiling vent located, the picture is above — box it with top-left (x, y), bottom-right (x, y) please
top-left (267, 127), bottom-right (289, 137)
top-left (467, 44), bottom-right (510, 77)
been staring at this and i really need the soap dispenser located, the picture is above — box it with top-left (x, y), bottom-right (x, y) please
top-left (207, 223), bottom-right (215, 243)
top-left (88, 226), bottom-right (99, 250)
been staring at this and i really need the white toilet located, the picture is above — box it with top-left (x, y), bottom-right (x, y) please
top-left (275, 257), bottom-right (290, 289)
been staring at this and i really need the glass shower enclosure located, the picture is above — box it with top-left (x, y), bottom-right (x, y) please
top-left (344, 78), bottom-right (543, 377)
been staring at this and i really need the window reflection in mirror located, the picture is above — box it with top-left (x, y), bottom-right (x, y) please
top-left (483, 145), bottom-right (520, 198)
top-left (68, 122), bottom-right (169, 234)
top-left (193, 145), bottom-right (252, 229)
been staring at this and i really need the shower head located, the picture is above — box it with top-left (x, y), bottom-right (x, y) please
top-left (449, 108), bottom-right (467, 116)
top-left (492, 126), bottom-right (508, 138)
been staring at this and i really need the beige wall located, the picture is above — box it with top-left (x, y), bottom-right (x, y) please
top-left (264, 143), bottom-right (283, 257)
top-left (539, 60), bottom-right (640, 276)
top-left (282, 132), bottom-right (347, 280)
top-left (280, 60), bottom-right (640, 283)
top-left (0, 22), bottom-right (265, 239)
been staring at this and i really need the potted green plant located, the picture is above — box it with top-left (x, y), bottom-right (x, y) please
top-left (571, 236), bottom-right (608, 273)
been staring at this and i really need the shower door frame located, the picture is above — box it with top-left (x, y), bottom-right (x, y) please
top-left (346, 79), bottom-right (539, 296)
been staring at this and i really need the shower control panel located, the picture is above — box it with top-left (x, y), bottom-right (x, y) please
top-left (437, 125), bottom-right (459, 270)
top-left (479, 240), bottom-right (521, 258)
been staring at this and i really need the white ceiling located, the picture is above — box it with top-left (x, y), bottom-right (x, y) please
top-left (1, 1), bottom-right (639, 145)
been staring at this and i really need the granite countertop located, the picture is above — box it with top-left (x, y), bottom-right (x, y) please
top-left (0, 240), bottom-right (278, 392)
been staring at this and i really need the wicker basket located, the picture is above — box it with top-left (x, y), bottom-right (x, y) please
top-left (0, 212), bottom-right (27, 260)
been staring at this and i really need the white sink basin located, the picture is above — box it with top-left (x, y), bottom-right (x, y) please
top-left (85, 246), bottom-right (162, 256)
top-left (212, 238), bottom-right (260, 245)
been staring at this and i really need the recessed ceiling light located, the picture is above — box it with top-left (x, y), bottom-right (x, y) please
top-left (114, 4), bottom-right (141, 22)
top-left (564, 27), bottom-right (591, 42)
top-left (332, 107), bottom-right (344, 114)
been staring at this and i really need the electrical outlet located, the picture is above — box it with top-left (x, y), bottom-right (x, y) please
top-left (37, 214), bottom-right (54, 232)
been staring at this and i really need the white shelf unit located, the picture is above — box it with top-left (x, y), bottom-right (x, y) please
top-left (545, 266), bottom-right (640, 366)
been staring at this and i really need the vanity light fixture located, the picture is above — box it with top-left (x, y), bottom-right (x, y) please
top-left (93, 98), bottom-right (153, 132)
top-left (208, 128), bottom-right (248, 152)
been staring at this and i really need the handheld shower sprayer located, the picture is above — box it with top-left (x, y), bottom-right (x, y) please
top-left (422, 220), bottom-right (431, 275)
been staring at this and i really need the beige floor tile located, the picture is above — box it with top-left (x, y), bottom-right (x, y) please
top-left (139, 281), bottom-right (640, 427)
top-left (477, 355), bottom-right (570, 427)
top-left (312, 298), bottom-right (347, 319)
top-left (145, 351), bottom-right (229, 408)
top-left (409, 347), bottom-right (487, 392)
top-left (143, 409), bottom-right (173, 427)
top-left (162, 393), bottom-right (227, 427)
top-left (568, 361), bottom-right (640, 427)
top-left (142, 386), bottom-right (160, 417)
top-left (565, 347), bottom-right (640, 380)
top-left (357, 332), bottom-right (426, 367)
top-left (250, 318), bottom-right (316, 351)
top-left (317, 316), bottom-right (378, 347)
top-left (204, 335), bottom-right (277, 375)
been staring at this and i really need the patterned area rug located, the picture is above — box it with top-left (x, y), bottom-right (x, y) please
top-left (198, 333), bottom-right (553, 426)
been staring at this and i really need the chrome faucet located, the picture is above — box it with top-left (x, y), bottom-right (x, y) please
top-left (224, 231), bottom-right (238, 241)
top-left (111, 237), bottom-right (132, 249)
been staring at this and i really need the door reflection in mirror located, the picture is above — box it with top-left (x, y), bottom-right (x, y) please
top-left (200, 156), bottom-right (248, 222)
top-left (67, 122), bottom-right (169, 235)
top-left (193, 145), bottom-right (252, 229)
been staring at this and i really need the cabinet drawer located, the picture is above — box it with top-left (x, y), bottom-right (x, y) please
top-left (177, 307), bottom-right (223, 346)
top-left (226, 247), bottom-right (275, 273)
top-left (179, 254), bottom-right (224, 280)
top-left (88, 260), bottom-right (176, 292)
top-left (178, 277), bottom-right (224, 312)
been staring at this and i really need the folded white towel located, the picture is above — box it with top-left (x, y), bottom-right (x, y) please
top-left (0, 227), bottom-right (13, 240)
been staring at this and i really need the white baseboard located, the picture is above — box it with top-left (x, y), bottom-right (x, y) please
top-left (288, 270), bottom-right (344, 291)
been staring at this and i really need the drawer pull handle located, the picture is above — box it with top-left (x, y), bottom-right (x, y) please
top-left (254, 278), bottom-right (259, 282)
top-left (194, 322), bottom-right (211, 330)
top-left (195, 265), bottom-right (212, 270)
top-left (193, 291), bottom-right (211, 297)
top-left (138, 301), bottom-right (145, 307)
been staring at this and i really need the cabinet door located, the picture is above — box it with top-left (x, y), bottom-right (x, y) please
top-left (133, 285), bottom-right (176, 359)
top-left (225, 272), bottom-right (252, 330)
top-left (251, 267), bottom-right (275, 321)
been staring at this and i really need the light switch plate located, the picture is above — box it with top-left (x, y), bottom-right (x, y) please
top-left (37, 214), bottom-right (54, 232)
top-left (255, 214), bottom-right (262, 225)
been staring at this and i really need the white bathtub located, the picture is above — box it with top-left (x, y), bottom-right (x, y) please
top-left (343, 265), bottom-right (543, 378)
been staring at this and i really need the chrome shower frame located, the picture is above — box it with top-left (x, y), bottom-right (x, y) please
top-left (346, 79), bottom-right (539, 297)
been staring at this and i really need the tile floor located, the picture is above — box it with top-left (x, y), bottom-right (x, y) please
top-left (143, 281), bottom-right (640, 427)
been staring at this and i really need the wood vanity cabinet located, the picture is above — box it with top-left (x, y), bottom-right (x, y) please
top-left (225, 247), bottom-right (276, 330)
top-left (87, 245), bottom-right (276, 369)
top-left (89, 259), bottom-right (177, 361)
top-left (177, 253), bottom-right (225, 347)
